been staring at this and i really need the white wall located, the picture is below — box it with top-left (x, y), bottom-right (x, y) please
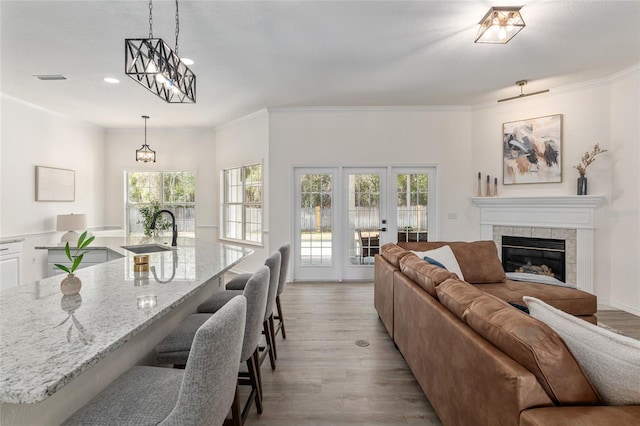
top-left (214, 109), bottom-right (270, 274)
top-left (103, 126), bottom-right (216, 240)
top-left (608, 67), bottom-right (640, 313)
top-left (268, 107), bottom-right (475, 272)
top-left (0, 95), bottom-right (106, 283)
top-left (471, 66), bottom-right (640, 314)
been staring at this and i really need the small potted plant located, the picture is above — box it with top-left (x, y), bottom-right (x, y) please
top-left (54, 231), bottom-right (95, 295)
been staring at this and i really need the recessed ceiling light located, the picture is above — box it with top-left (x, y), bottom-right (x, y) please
top-left (33, 75), bottom-right (67, 81)
top-left (181, 58), bottom-right (194, 66)
top-left (104, 77), bottom-right (120, 84)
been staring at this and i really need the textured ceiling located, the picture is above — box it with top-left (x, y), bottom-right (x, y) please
top-left (1, 0), bottom-right (639, 128)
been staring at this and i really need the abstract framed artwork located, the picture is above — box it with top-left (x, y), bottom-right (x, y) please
top-left (503, 114), bottom-right (562, 185)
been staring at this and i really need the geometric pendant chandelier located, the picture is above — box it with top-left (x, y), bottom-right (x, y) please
top-left (136, 115), bottom-right (156, 163)
top-left (125, 0), bottom-right (196, 103)
top-left (475, 6), bottom-right (525, 44)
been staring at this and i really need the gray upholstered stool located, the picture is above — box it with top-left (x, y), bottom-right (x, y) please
top-left (225, 243), bottom-right (291, 342)
top-left (156, 266), bottom-right (269, 426)
top-left (227, 244), bottom-right (290, 341)
top-left (273, 243), bottom-right (290, 339)
top-left (63, 296), bottom-right (247, 426)
top-left (215, 251), bottom-right (281, 369)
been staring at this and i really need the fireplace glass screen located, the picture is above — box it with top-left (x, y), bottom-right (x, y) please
top-left (502, 236), bottom-right (566, 282)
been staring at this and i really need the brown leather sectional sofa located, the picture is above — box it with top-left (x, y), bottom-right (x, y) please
top-left (374, 241), bottom-right (640, 426)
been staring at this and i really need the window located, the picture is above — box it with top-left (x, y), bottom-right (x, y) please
top-left (126, 171), bottom-right (196, 237)
top-left (396, 173), bottom-right (429, 242)
top-left (223, 164), bottom-right (262, 244)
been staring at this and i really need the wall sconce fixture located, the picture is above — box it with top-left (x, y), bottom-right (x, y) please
top-left (498, 80), bottom-right (549, 103)
top-left (125, 0), bottom-right (196, 103)
top-left (475, 7), bottom-right (525, 44)
top-left (136, 115), bottom-right (156, 163)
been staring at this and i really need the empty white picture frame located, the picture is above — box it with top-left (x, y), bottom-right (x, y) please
top-left (35, 166), bottom-right (75, 202)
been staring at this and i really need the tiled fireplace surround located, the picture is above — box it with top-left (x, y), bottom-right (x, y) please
top-left (473, 196), bottom-right (605, 293)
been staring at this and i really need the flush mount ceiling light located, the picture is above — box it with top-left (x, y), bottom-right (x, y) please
top-left (136, 115), bottom-right (156, 163)
top-left (475, 6), bottom-right (525, 44)
top-left (498, 80), bottom-right (550, 103)
top-left (125, 0), bottom-right (196, 103)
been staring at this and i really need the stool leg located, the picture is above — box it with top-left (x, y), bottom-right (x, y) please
top-left (276, 295), bottom-right (286, 339)
top-left (247, 350), bottom-right (263, 414)
top-left (264, 319), bottom-right (276, 370)
top-left (269, 314), bottom-right (277, 361)
top-left (228, 385), bottom-right (242, 426)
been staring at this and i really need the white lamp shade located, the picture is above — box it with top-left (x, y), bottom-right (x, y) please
top-left (57, 214), bottom-right (87, 231)
top-left (57, 214), bottom-right (87, 244)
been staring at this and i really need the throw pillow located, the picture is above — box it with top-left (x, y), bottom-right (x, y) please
top-left (423, 256), bottom-right (447, 270)
top-left (410, 245), bottom-right (465, 281)
top-left (508, 301), bottom-right (530, 314)
top-left (524, 296), bottom-right (640, 405)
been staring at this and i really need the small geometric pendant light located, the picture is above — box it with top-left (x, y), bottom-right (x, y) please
top-left (475, 7), bottom-right (525, 44)
top-left (136, 115), bottom-right (156, 163)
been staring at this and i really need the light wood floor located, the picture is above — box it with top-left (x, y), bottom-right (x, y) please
top-left (244, 282), bottom-right (640, 425)
top-left (245, 282), bottom-right (441, 425)
top-left (596, 309), bottom-right (640, 340)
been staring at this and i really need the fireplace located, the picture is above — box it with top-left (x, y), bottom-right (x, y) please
top-left (472, 195), bottom-right (604, 292)
top-left (502, 236), bottom-right (566, 282)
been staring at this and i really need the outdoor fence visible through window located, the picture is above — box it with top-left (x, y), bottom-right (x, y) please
top-left (126, 171), bottom-right (196, 237)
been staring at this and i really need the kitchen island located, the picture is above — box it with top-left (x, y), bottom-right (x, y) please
top-left (0, 237), bottom-right (252, 425)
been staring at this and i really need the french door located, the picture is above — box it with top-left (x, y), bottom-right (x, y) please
top-left (293, 166), bottom-right (436, 281)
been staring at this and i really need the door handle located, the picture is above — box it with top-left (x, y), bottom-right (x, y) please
top-left (379, 227), bottom-right (387, 232)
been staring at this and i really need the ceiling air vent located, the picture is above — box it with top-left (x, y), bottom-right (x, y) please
top-left (33, 75), bottom-right (67, 81)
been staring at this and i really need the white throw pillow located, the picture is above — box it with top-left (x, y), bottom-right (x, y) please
top-left (524, 296), bottom-right (640, 405)
top-left (411, 245), bottom-right (465, 281)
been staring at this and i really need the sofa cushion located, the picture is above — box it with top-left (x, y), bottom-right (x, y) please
top-left (380, 243), bottom-right (411, 268)
top-left (410, 245), bottom-right (465, 281)
top-left (436, 279), bottom-right (601, 406)
top-left (524, 296), bottom-right (640, 406)
top-left (475, 280), bottom-right (597, 316)
top-left (399, 254), bottom-right (454, 298)
top-left (398, 241), bottom-right (506, 284)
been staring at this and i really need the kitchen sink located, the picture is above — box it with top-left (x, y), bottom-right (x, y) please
top-left (121, 244), bottom-right (175, 254)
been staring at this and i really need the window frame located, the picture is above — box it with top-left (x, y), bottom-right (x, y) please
top-left (221, 162), bottom-right (263, 245)
top-left (125, 170), bottom-right (197, 237)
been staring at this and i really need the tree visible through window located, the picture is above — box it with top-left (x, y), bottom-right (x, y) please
top-left (126, 171), bottom-right (196, 237)
top-left (223, 164), bottom-right (262, 244)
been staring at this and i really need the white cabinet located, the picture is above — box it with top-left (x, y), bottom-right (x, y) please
top-left (1, 240), bottom-right (23, 291)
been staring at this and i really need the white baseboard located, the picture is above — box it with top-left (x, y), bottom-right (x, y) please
top-left (600, 298), bottom-right (640, 316)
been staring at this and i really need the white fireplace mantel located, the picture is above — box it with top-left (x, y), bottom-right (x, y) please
top-left (472, 195), bottom-right (605, 293)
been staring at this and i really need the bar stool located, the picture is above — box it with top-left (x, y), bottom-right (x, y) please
top-left (155, 267), bottom-right (269, 426)
top-left (63, 296), bottom-right (247, 426)
top-left (220, 251), bottom-right (280, 368)
top-left (273, 243), bottom-right (290, 339)
top-left (227, 244), bottom-right (290, 341)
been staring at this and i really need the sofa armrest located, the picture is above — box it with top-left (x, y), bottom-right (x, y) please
top-left (521, 406), bottom-right (640, 426)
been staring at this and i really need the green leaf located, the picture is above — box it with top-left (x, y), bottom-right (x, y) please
top-left (54, 264), bottom-right (71, 274)
top-left (71, 254), bottom-right (84, 272)
top-left (64, 243), bottom-right (72, 262)
top-left (79, 235), bottom-right (95, 250)
top-left (76, 231), bottom-right (87, 248)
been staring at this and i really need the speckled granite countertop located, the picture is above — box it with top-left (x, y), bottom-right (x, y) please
top-left (0, 237), bottom-right (252, 404)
